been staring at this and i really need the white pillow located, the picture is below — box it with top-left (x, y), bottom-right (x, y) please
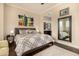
top-left (19, 30), bottom-right (28, 34)
top-left (28, 30), bottom-right (38, 34)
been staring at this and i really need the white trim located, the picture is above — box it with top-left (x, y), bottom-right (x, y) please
top-left (5, 3), bottom-right (63, 15)
top-left (41, 3), bottom-right (63, 14)
top-left (5, 3), bottom-right (40, 16)
top-left (56, 40), bottom-right (79, 49)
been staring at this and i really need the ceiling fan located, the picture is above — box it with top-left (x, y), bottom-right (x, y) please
top-left (41, 3), bottom-right (44, 5)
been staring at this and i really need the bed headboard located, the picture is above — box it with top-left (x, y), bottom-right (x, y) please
top-left (15, 28), bottom-right (36, 35)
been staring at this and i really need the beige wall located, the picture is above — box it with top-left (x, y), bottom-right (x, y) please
top-left (0, 4), bottom-right (4, 40)
top-left (42, 3), bottom-right (79, 48)
top-left (1, 3), bottom-right (79, 48)
top-left (4, 4), bottom-right (42, 36)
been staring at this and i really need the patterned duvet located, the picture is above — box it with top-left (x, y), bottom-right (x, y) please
top-left (14, 33), bottom-right (54, 56)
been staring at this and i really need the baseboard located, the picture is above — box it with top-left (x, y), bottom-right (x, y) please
top-left (54, 42), bottom-right (79, 54)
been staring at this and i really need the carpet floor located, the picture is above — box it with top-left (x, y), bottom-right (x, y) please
top-left (33, 45), bottom-right (79, 56)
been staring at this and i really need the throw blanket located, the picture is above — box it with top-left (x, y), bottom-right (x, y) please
top-left (14, 33), bottom-right (54, 56)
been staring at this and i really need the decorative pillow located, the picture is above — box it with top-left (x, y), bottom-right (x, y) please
top-left (19, 30), bottom-right (28, 34)
top-left (28, 30), bottom-right (37, 34)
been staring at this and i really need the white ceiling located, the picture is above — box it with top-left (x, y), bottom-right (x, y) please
top-left (9, 3), bottom-right (57, 14)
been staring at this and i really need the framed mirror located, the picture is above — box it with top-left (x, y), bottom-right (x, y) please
top-left (58, 16), bottom-right (72, 42)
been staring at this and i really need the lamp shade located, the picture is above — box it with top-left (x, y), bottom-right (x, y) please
top-left (10, 30), bottom-right (14, 34)
top-left (36, 28), bottom-right (40, 32)
top-left (10, 30), bottom-right (14, 35)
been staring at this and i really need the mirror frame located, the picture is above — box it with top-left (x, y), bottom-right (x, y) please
top-left (58, 16), bottom-right (72, 42)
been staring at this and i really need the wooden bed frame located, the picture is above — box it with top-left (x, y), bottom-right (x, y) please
top-left (22, 42), bottom-right (53, 56)
top-left (14, 28), bottom-right (53, 56)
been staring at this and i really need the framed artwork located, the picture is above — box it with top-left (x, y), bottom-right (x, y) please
top-left (18, 15), bottom-right (34, 27)
top-left (18, 15), bottom-right (24, 26)
top-left (44, 22), bottom-right (51, 31)
top-left (60, 8), bottom-right (69, 16)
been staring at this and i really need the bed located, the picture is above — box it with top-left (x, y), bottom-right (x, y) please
top-left (14, 28), bottom-right (54, 56)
